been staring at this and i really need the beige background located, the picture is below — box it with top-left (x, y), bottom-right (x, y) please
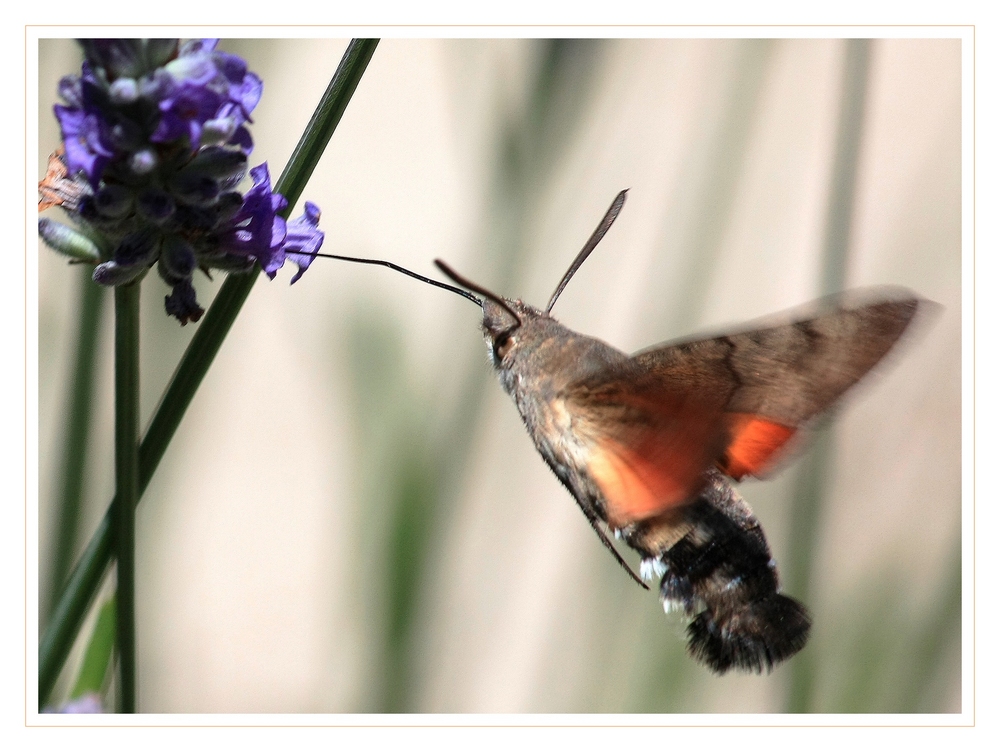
top-left (37, 38), bottom-right (961, 713)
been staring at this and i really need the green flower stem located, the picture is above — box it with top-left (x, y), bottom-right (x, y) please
top-left (47, 269), bottom-right (104, 615)
top-left (38, 38), bottom-right (380, 708)
top-left (114, 282), bottom-right (140, 713)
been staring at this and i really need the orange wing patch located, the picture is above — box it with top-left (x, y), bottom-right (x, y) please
top-left (586, 426), bottom-right (724, 528)
top-left (718, 414), bottom-right (796, 480)
top-left (589, 441), bottom-right (687, 526)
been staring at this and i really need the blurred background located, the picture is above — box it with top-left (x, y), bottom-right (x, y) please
top-left (37, 37), bottom-right (961, 713)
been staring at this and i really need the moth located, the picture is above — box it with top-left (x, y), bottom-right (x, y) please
top-left (312, 190), bottom-right (924, 674)
top-left (38, 149), bottom-right (89, 213)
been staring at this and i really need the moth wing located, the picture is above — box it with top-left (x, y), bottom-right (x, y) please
top-left (566, 342), bottom-right (735, 527)
top-left (633, 292), bottom-right (921, 477)
top-left (568, 292), bottom-right (921, 525)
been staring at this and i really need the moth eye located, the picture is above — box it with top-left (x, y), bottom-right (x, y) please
top-left (495, 333), bottom-right (516, 359)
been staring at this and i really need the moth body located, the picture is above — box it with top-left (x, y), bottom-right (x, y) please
top-left (481, 297), bottom-right (628, 527)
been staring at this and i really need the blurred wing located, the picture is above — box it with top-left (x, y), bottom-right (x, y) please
top-left (574, 384), bottom-right (731, 526)
top-left (569, 293), bottom-right (921, 525)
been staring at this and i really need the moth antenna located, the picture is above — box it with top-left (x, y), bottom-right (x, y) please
top-left (545, 189), bottom-right (628, 314)
top-left (294, 250), bottom-right (482, 307)
top-left (434, 259), bottom-right (523, 330)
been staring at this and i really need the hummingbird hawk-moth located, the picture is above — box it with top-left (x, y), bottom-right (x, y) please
top-left (309, 189), bottom-right (924, 674)
top-left (431, 190), bottom-right (924, 674)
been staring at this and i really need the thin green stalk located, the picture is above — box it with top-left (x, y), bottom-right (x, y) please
top-left (114, 283), bottom-right (139, 712)
top-left (46, 269), bottom-right (104, 616)
top-left (38, 38), bottom-right (379, 708)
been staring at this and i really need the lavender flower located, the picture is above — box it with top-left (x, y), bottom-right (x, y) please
top-left (43, 692), bottom-right (104, 714)
top-left (39, 39), bottom-right (325, 325)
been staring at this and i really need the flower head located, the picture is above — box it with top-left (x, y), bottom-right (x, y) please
top-left (40, 39), bottom-right (325, 324)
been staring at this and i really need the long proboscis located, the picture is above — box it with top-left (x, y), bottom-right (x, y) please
top-left (545, 189), bottom-right (628, 314)
top-left (434, 259), bottom-right (524, 330)
top-left (292, 251), bottom-right (482, 306)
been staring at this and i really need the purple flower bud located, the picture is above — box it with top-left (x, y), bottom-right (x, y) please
top-left (108, 119), bottom-right (142, 152)
top-left (129, 148), bottom-right (158, 175)
top-left (182, 145), bottom-right (247, 181)
top-left (114, 227), bottom-right (160, 266)
top-left (108, 77), bottom-right (139, 104)
top-left (169, 173), bottom-right (220, 206)
top-left (38, 218), bottom-right (101, 262)
top-left (94, 184), bottom-right (133, 218)
top-left (164, 278), bottom-right (204, 325)
top-left (93, 259), bottom-right (149, 286)
top-left (139, 69), bottom-right (171, 100)
top-left (137, 187), bottom-right (175, 222)
top-left (80, 39), bottom-right (148, 80)
top-left (201, 116), bottom-right (238, 145)
top-left (145, 39), bottom-right (178, 69)
top-left (212, 192), bottom-right (244, 223)
top-left (229, 125), bottom-right (254, 155)
top-left (158, 235), bottom-right (196, 284)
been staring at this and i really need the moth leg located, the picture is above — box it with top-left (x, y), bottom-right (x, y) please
top-left (582, 512), bottom-right (649, 590)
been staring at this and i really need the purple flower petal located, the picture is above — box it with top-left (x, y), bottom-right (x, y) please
top-left (54, 105), bottom-right (113, 187)
top-left (57, 74), bottom-right (83, 108)
top-left (228, 125), bottom-right (254, 154)
top-left (213, 163), bottom-right (287, 275)
top-left (283, 201), bottom-right (325, 284)
top-left (151, 81), bottom-right (223, 146)
top-left (44, 693), bottom-right (104, 714)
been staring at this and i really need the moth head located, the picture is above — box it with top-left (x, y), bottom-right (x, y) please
top-left (434, 189), bottom-right (629, 368)
top-left (433, 259), bottom-right (529, 365)
top-left (482, 297), bottom-right (545, 366)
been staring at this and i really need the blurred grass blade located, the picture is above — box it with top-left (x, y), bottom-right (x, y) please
top-left (38, 38), bottom-right (380, 707)
top-left (46, 269), bottom-right (104, 617)
top-left (70, 598), bottom-right (116, 700)
top-left (896, 533), bottom-right (961, 712)
top-left (785, 38), bottom-right (872, 713)
top-left (667, 39), bottom-right (774, 332)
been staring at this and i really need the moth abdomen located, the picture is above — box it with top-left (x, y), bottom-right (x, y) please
top-left (687, 592), bottom-right (811, 674)
top-left (628, 472), bottom-right (811, 674)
